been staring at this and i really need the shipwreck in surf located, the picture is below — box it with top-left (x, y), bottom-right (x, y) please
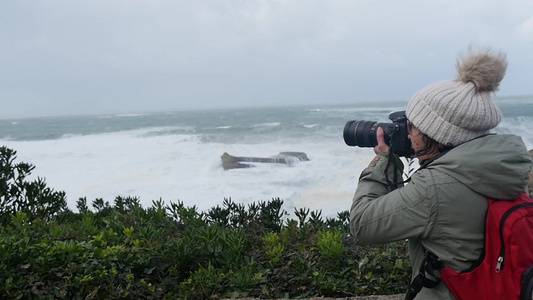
top-left (221, 152), bottom-right (309, 170)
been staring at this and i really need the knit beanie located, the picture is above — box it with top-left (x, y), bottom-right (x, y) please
top-left (405, 49), bottom-right (508, 147)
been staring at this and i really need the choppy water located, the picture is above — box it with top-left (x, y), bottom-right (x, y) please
top-left (1, 97), bottom-right (532, 217)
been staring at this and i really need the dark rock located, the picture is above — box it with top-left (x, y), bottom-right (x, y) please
top-left (221, 152), bottom-right (309, 170)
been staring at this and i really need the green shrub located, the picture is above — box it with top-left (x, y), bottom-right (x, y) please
top-left (0, 146), bottom-right (411, 299)
top-left (0, 146), bottom-right (68, 225)
top-left (0, 196), bottom-right (411, 299)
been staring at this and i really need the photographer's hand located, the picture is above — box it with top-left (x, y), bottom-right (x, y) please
top-left (374, 127), bottom-right (390, 156)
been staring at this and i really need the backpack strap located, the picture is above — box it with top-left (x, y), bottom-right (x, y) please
top-left (404, 250), bottom-right (443, 300)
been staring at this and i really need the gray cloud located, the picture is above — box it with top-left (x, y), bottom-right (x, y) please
top-left (1, 0), bottom-right (532, 117)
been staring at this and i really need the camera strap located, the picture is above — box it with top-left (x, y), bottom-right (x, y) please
top-left (384, 147), bottom-right (410, 188)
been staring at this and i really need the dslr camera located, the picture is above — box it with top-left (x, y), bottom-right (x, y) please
top-left (343, 111), bottom-right (414, 157)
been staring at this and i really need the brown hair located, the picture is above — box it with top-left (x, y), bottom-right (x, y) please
top-left (416, 134), bottom-right (453, 157)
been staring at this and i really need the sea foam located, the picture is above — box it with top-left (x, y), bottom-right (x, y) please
top-left (1, 102), bottom-right (532, 218)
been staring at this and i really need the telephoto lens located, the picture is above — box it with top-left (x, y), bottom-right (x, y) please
top-left (343, 120), bottom-right (392, 147)
top-left (343, 111), bottom-right (414, 157)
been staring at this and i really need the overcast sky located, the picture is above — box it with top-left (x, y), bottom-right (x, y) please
top-left (1, 0), bottom-right (532, 117)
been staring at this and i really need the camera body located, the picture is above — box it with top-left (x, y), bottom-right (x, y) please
top-left (343, 110), bottom-right (414, 157)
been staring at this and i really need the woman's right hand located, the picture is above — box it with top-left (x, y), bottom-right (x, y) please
top-left (374, 127), bottom-right (390, 156)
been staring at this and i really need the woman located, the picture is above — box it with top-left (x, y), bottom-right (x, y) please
top-left (349, 49), bottom-right (532, 299)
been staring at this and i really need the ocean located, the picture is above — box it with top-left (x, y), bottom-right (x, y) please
top-left (1, 97), bottom-right (532, 217)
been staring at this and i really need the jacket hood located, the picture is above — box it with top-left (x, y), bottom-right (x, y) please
top-left (429, 134), bottom-right (532, 200)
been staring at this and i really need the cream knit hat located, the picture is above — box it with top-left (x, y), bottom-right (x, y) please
top-left (406, 49), bottom-right (508, 147)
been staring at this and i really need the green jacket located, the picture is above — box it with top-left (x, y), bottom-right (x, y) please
top-left (350, 134), bottom-right (532, 300)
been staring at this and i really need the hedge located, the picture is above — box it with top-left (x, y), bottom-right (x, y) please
top-left (0, 146), bottom-right (410, 299)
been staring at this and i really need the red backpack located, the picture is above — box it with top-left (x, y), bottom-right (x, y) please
top-left (406, 192), bottom-right (533, 300)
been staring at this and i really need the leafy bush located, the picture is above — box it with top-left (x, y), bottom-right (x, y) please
top-left (0, 146), bottom-right (410, 299)
top-left (0, 146), bottom-right (68, 225)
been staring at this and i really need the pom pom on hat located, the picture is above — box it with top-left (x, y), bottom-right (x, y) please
top-left (406, 48), bottom-right (507, 147)
top-left (456, 49), bottom-right (507, 92)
